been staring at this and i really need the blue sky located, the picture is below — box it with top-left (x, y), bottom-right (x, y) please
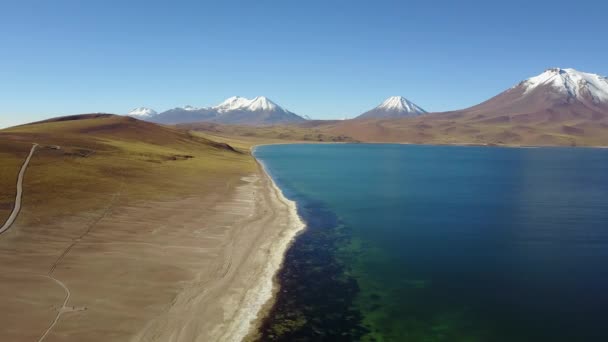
top-left (1, 0), bottom-right (607, 127)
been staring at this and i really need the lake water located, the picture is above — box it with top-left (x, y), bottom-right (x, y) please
top-left (254, 144), bottom-right (608, 342)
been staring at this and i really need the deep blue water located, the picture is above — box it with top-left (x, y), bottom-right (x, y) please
top-left (254, 144), bottom-right (608, 342)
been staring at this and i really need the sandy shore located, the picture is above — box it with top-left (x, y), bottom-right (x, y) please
top-left (129, 162), bottom-right (305, 342)
top-left (0, 160), bottom-right (304, 341)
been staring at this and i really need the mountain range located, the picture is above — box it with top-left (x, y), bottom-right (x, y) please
top-left (351, 68), bottom-right (608, 122)
top-left (126, 67), bottom-right (608, 145)
top-left (128, 96), bottom-right (306, 126)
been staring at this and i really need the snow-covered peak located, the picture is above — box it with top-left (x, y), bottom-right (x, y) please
top-left (181, 105), bottom-right (200, 111)
top-left (128, 107), bottom-right (158, 117)
top-left (522, 68), bottom-right (608, 103)
top-left (213, 96), bottom-right (252, 113)
top-left (377, 96), bottom-right (426, 114)
top-left (246, 96), bottom-right (278, 111)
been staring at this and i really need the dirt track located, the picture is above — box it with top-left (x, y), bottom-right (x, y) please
top-left (0, 143), bottom-right (37, 235)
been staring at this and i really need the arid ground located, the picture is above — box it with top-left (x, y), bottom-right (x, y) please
top-left (0, 115), bottom-right (302, 342)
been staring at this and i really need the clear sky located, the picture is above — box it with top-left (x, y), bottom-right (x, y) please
top-left (1, 0), bottom-right (607, 128)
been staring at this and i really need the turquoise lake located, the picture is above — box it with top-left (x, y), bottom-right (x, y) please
top-left (254, 144), bottom-right (608, 342)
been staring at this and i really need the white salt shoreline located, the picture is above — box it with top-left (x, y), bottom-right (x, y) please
top-left (220, 150), bottom-right (306, 341)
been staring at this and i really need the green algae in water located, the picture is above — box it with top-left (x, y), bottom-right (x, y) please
top-left (341, 237), bottom-right (488, 342)
top-left (257, 198), bottom-right (369, 341)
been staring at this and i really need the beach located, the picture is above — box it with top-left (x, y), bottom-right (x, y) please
top-left (129, 161), bottom-right (305, 342)
top-left (0, 149), bottom-right (304, 341)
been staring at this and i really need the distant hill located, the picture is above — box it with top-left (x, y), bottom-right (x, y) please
top-left (10, 113), bottom-right (238, 151)
top-left (128, 96), bottom-right (306, 126)
top-left (177, 121), bottom-right (356, 143)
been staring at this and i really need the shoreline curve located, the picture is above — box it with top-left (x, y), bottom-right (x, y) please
top-left (223, 146), bottom-right (307, 341)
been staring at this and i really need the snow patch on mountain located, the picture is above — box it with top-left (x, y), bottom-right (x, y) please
top-left (181, 105), bottom-right (202, 111)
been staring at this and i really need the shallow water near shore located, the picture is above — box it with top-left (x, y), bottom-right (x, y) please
top-left (254, 144), bottom-right (608, 341)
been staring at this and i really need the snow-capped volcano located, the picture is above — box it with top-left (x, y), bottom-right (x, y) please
top-left (446, 67), bottom-right (608, 124)
top-left (208, 96), bottom-right (304, 125)
top-left (378, 96), bottom-right (427, 114)
top-left (356, 96), bottom-right (426, 119)
top-left (145, 96), bottom-right (306, 126)
top-left (127, 107), bottom-right (158, 118)
top-left (520, 68), bottom-right (608, 104)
